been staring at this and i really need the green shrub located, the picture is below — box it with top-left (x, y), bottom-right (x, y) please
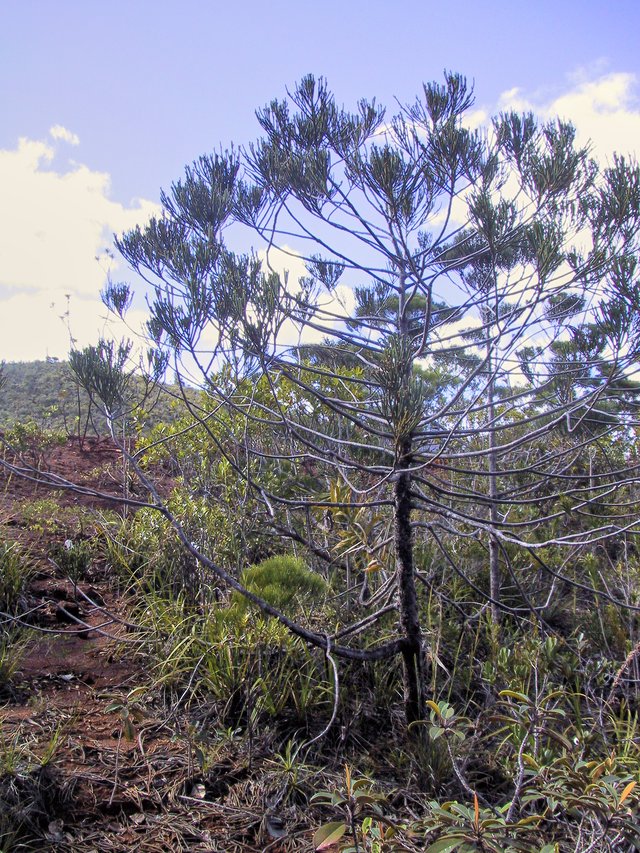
top-left (99, 493), bottom-right (269, 604)
top-left (3, 419), bottom-right (66, 470)
top-left (49, 539), bottom-right (93, 582)
top-left (233, 555), bottom-right (329, 616)
top-left (19, 498), bottom-right (76, 536)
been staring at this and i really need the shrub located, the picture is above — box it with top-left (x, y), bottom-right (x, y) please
top-left (3, 419), bottom-right (65, 469)
top-left (49, 539), bottom-right (93, 583)
top-left (233, 555), bottom-right (329, 616)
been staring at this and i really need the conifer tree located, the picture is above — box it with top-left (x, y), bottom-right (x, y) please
top-left (73, 76), bottom-right (640, 726)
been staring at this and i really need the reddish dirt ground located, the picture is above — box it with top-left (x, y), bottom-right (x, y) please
top-left (0, 439), bottom-right (287, 852)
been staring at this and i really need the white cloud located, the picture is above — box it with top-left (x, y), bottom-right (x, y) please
top-left (49, 124), bottom-right (80, 146)
top-left (258, 244), bottom-right (356, 348)
top-left (463, 108), bottom-right (488, 131)
top-left (498, 71), bottom-right (640, 163)
top-left (0, 288), bottom-right (149, 362)
top-left (0, 131), bottom-right (159, 361)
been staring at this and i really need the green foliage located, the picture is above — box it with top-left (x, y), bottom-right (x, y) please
top-left (98, 515), bottom-right (334, 726)
top-left (19, 498), bottom-right (78, 536)
top-left (0, 542), bottom-right (31, 614)
top-left (310, 746), bottom-right (640, 851)
top-left (100, 494), bottom-right (257, 601)
top-left (100, 72), bottom-right (640, 745)
top-left (423, 701), bottom-right (470, 745)
top-left (49, 539), bottom-right (93, 582)
top-left (421, 798), bottom-right (545, 853)
top-left (312, 765), bottom-right (388, 852)
top-left (4, 73), bottom-right (640, 847)
top-left (0, 361), bottom-right (74, 429)
top-left (233, 555), bottom-right (329, 615)
top-left (122, 584), bottom-right (333, 727)
top-left (2, 419), bottom-right (65, 469)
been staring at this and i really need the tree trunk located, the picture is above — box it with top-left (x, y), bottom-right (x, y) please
top-left (394, 437), bottom-right (426, 727)
top-left (488, 384), bottom-right (501, 626)
top-left (485, 299), bottom-right (501, 627)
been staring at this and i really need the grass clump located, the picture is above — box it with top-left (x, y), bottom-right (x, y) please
top-left (0, 542), bottom-right (31, 614)
top-left (0, 543), bottom-right (33, 697)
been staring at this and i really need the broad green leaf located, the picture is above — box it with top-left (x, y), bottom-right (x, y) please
top-left (310, 792), bottom-right (346, 806)
top-left (425, 836), bottom-right (465, 853)
top-left (546, 729), bottom-right (573, 750)
top-left (515, 814), bottom-right (544, 826)
top-left (313, 821), bottom-right (347, 850)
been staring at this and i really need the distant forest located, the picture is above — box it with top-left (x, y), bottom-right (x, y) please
top-left (0, 360), bottom-right (183, 434)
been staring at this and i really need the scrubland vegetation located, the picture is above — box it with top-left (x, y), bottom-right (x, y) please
top-left (2, 73), bottom-right (640, 851)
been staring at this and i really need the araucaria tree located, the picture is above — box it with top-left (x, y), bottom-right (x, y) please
top-left (103, 74), bottom-right (640, 727)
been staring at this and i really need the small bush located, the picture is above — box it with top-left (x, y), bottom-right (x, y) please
top-left (233, 555), bottom-right (329, 616)
top-left (20, 498), bottom-right (74, 536)
top-left (49, 539), bottom-right (93, 582)
top-left (3, 419), bottom-right (65, 470)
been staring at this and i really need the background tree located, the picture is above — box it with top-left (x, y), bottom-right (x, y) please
top-left (90, 74), bottom-right (640, 728)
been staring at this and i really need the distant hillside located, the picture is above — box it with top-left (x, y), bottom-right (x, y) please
top-left (0, 359), bottom-right (190, 434)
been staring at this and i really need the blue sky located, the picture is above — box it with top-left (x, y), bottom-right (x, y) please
top-left (1, 0), bottom-right (640, 361)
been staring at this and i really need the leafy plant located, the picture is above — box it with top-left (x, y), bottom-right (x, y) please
top-left (233, 555), bottom-right (329, 616)
top-left (2, 419), bottom-right (65, 470)
top-left (103, 686), bottom-right (148, 742)
top-left (422, 794), bottom-right (545, 853)
top-left (312, 765), bottom-right (387, 852)
top-left (19, 498), bottom-right (79, 536)
top-left (49, 538), bottom-right (93, 584)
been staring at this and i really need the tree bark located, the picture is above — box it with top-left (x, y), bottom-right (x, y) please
top-left (488, 380), bottom-right (501, 627)
top-left (394, 437), bottom-right (426, 726)
top-left (483, 289), bottom-right (501, 628)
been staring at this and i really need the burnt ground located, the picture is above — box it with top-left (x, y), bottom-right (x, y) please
top-left (0, 439), bottom-right (306, 852)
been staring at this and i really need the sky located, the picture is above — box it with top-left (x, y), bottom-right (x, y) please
top-left (1, 0), bottom-right (640, 363)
